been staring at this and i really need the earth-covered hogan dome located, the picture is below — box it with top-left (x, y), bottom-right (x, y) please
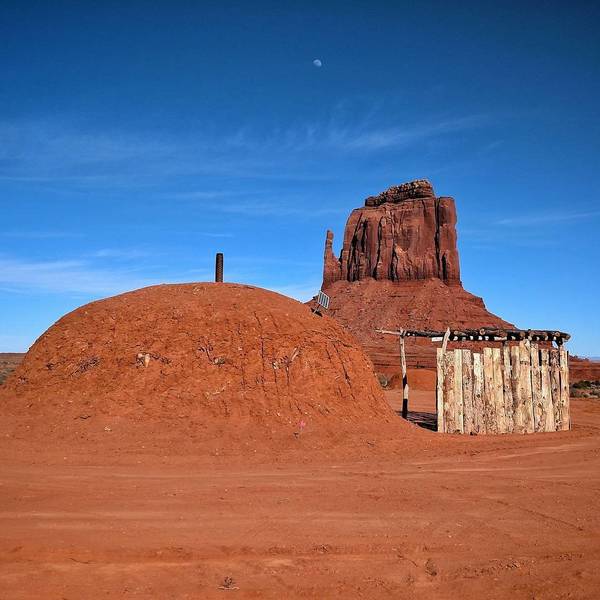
top-left (0, 283), bottom-right (392, 429)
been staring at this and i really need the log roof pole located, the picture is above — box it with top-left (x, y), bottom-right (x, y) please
top-left (376, 327), bottom-right (570, 345)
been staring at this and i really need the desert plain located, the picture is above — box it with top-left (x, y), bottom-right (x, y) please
top-left (1, 380), bottom-right (600, 599)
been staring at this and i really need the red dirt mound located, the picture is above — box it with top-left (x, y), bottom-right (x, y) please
top-left (321, 278), bottom-right (512, 372)
top-left (0, 284), bottom-right (393, 432)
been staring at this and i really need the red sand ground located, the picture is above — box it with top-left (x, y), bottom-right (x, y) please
top-left (1, 386), bottom-right (600, 598)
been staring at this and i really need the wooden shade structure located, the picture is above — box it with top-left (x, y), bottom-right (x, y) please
top-left (376, 326), bottom-right (571, 434)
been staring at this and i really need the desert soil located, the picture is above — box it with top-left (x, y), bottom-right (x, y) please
top-left (1, 388), bottom-right (600, 599)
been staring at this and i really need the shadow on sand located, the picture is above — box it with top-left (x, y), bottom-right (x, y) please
top-left (396, 410), bottom-right (438, 431)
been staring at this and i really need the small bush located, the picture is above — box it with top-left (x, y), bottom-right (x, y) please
top-left (573, 380), bottom-right (592, 389)
top-left (377, 373), bottom-right (389, 388)
top-left (571, 381), bottom-right (600, 398)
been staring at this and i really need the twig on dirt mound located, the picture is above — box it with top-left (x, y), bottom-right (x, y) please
top-left (73, 356), bottom-right (100, 375)
top-left (218, 576), bottom-right (239, 591)
top-left (68, 557), bottom-right (92, 564)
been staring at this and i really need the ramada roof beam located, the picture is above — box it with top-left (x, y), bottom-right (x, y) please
top-left (375, 328), bottom-right (570, 343)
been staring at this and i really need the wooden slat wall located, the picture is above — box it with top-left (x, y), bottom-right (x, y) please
top-left (453, 349), bottom-right (464, 434)
top-left (472, 353), bottom-right (484, 434)
top-left (549, 350), bottom-right (561, 430)
top-left (442, 350), bottom-right (456, 433)
top-left (436, 342), bottom-right (570, 435)
top-left (462, 350), bottom-right (474, 435)
top-left (558, 347), bottom-right (570, 431)
top-left (531, 345), bottom-right (543, 432)
top-left (519, 342), bottom-right (535, 434)
top-left (492, 348), bottom-right (506, 433)
top-left (436, 348), bottom-right (444, 433)
top-left (540, 350), bottom-right (554, 433)
top-left (502, 345), bottom-right (514, 433)
top-left (510, 345), bottom-right (524, 434)
top-left (482, 348), bottom-right (496, 434)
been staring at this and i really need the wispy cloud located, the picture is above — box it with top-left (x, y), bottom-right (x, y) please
top-left (168, 190), bottom-right (264, 200)
top-left (0, 256), bottom-right (195, 295)
top-left (496, 210), bottom-right (600, 226)
top-left (231, 256), bottom-right (317, 268)
top-left (215, 202), bottom-right (345, 218)
top-left (197, 232), bottom-right (235, 238)
top-left (460, 226), bottom-right (557, 248)
top-left (1, 230), bottom-right (83, 239)
top-left (0, 108), bottom-right (491, 187)
top-left (322, 114), bottom-right (488, 152)
top-left (89, 248), bottom-right (153, 260)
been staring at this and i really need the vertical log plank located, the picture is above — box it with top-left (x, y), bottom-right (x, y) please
top-left (518, 342), bottom-right (534, 433)
top-left (492, 348), bottom-right (506, 433)
top-left (510, 345), bottom-right (524, 434)
top-left (502, 345), bottom-right (514, 433)
top-left (443, 350), bottom-right (456, 433)
top-left (549, 349), bottom-right (561, 432)
top-left (454, 349), bottom-right (464, 434)
top-left (539, 349), bottom-right (554, 432)
top-left (473, 353), bottom-right (485, 434)
top-left (483, 348), bottom-right (497, 434)
top-left (462, 349), bottom-right (474, 434)
top-left (559, 347), bottom-right (570, 431)
top-left (436, 348), bottom-right (444, 433)
top-left (531, 344), bottom-right (543, 432)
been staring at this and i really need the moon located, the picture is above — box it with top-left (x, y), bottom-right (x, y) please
top-left (313, 59), bottom-right (322, 68)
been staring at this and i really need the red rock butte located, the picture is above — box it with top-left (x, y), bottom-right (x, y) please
top-left (0, 283), bottom-right (394, 433)
top-left (320, 179), bottom-right (513, 372)
top-left (324, 179), bottom-right (461, 286)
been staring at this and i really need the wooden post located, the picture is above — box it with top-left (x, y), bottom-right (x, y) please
top-left (399, 330), bottom-right (409, 419)
top-left (436, 348), bottom-right (444, 433)
top-left (473, 352), bottom-right (485, 434)
top-left (443, 349), bottom-right (456, 433)
top-left (539, 349), bottom-right (554, 432)
top-left (549, 349), bottom-right (561, 431)
top-left (483, 348), bottom-right (497, 434)
top-left (517, 344), bottom-right (532, 434)
top-left (502, 344), bottom-right (514, 433)
top-left (519, 341), bottom-right (534, 433)
top-left (531, 344), bottom-right (543, 432)
top-left (453, 349), bottom-right (464, 434)
top-left (510, 345), bottom-right (525, 434)
top-left (441, 327), bottom-right (451, 354)
top-left (462, 349), bottom-right (474, 434)
top-left (492, 348), bottom-right (506, 433)
top-left (558, 347), bottom-right (570, 430)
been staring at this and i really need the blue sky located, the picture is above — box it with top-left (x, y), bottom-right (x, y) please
top-left (1, 1), bottom-right (599, 356)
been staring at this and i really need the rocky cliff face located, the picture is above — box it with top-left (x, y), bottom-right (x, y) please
top-left (323, 179), bottom-right (461, 288)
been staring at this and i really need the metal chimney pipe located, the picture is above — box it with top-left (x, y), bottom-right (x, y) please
top-left (215, 253), bottom-right (224, 283)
